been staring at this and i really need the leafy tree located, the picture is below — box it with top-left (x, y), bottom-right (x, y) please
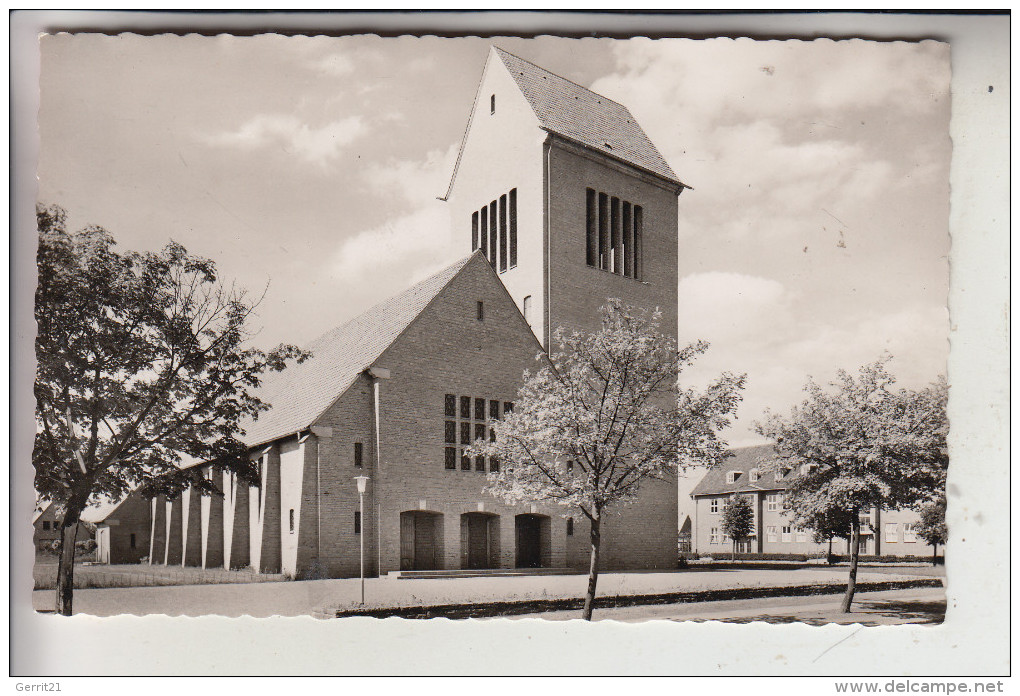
top-left (755, 356), bottom-right (948, 612)
top-left (914, 494), bottom-right (947, 565)
top-left (475, 300), bottom-right (746, 620)
top-left (34, 204), bottom-right (307, 615)
top-left (720, 494), bottom-right (755, 560)
top-left (799, 503), bottom-right (859, 559)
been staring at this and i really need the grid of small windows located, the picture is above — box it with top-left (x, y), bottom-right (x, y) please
top-left (585, 188), bottom-right (643, 280)
top-left (443, 394), bottom-right (512, 473)
top-left (471, 188), bottom-right (518, 272)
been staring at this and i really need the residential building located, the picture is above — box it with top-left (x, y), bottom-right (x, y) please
top-left (691, 445), bottom-right (930, 558)
top-left (33, 502), bottom-right (93, 553)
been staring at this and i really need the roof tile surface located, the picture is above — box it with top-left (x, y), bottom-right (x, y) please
top-left (690, 444), bottom-right (802, 497)
top-left (494, 47), bottom-right (682, 187)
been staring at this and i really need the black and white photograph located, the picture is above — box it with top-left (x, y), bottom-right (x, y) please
top-left (10, 10), bottom-right (1009, 682)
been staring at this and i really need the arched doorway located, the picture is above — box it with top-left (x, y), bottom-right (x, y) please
top-left (515, 514), bottom-right (551, 568)
top-left (400, 511), bottom-right (444, 571)
top-left (460, 512), bottom-right (500, 569)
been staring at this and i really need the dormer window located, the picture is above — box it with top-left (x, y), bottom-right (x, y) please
top-left (490, 94), bottom-right (496, 114)
top-left (749, 469), bottom-right (759, 482)
top-left (726, 471), bottom-right (742, 484)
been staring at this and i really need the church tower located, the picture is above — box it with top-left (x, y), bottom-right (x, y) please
top-left (443, 46), bottom-right (687, 348)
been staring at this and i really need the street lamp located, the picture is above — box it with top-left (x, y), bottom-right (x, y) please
top-left (355, 475), bottom-right (369, 605)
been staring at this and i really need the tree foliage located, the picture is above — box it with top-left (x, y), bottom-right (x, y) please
top-left (755, 356), bottom-right (948, 611)
top-left (914, 494), bottom-right (948, 549)
top-left (721, 494), bottom-right (755, 558)
top-left (34, 204), bottom-right (308, 614)
top-left (475, 300), bottom-right (746, 618)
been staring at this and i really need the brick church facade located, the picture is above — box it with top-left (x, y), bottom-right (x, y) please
top-left (141, 47), bottom-right (687, 578)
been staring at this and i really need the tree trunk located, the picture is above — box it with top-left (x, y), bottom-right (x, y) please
top-left (55, 497), bottom-right (86, 616)
top-left (581, 515), bottom-right (602, 621)
top-left (731, 539), bottom-right (736, 561)
top-left (932, 543), bottom-right (938, 567)
top-left (840, 514), bottom-right (861, 613)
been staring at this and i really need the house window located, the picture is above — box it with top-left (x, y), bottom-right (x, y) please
top-left (796, 528), bottom-right (807, 543)
top-left (709, 498), bottom-right (719, 514)
top-left (445, 421), bottom-right (456, 444)
top-left (566, 460), bottom-right (574, 473)
top-left (461, 451), bottom-right (472, 471)
top-left (490, 94), bottom-right (495, 114)
top-left (354, 442), bottom-right (363, 468)
top-left (585, 188), bottom-right (643, 279)
top-left (523, 295), bottom-right (532, 324)
top-left (354, 511), bottom-right (361, 534)
top-left (766, 525), bottom-right (778, 543)
top-left (903, 522), bottom-right (917, 543)
top-left (445, 447), bottom-right (457, 470)
top-left (766, 494), bottom-right (779, 512)
top-left (460, 396), bottom-right (471, 419)
top-left (885, 523), bottom-right (899, 543)
top-left (490, 456), bottom-right (500, 472)
top-left (130, 533), bottom-right (136, 549)
top-left (477, 300), bottom-right (485, 321)
top-left (475, 455), bottom-right (486, 472)
top-left (781, 526), bottom-right (792, 543)
top-left (445, 394), bottom-right (456, 417)
top-left (567, 517), bottom-right (574, 536)
top-left (460, 422), bottom-right (471, 445)
top-left (474, 423), bottom-right (486, 443)
top-left (289, 509), bottom-right (295, 534)
top-left (474, 397), bottom-right (486, 421)
top-left (749, 469), bottom-right (759, 482)
top-left (503, 401), bottom-right (514, 414)
top-left (489, 400), bottom-right (500, 419)
top-left (710, 527), bottom-right (720, 544)
top-left (42, 521), bottom-right (49, 531)
top-left (726, 471), bottom-right (741, 484)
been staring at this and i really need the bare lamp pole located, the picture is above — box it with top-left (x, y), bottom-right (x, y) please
top-left (355, 475), bottom-right (369, 605)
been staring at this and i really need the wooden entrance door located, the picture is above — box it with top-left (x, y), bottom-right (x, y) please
top-left (414, 514), bottom-right (437, 570)
top-left (516, 515), bottom-right (542, 568)
top-left (399, 513), bottom-right (415, 570)
top-left (467, 515), bottom-right (490, 569)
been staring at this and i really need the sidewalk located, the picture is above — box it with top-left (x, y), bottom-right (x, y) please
top-left (31, 566), bottom-right (939, 618)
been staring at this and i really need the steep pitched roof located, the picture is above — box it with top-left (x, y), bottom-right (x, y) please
top-left (240, 254), bottom-right (475, 448)
top-left (690, 444), bottom-right (802, 497)
top-left (493, 47), bottom-right (684, 188)
top-left (81, 496), bottom-right (130, 524)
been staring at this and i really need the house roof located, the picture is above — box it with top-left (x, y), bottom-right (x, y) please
top-left (81, 496), bottom-right (129, 524)
top-left (690, 444), bottom-right (802, 497)
top-left (493, 47), bottom-right (684, 188)
top-left (239, 253), bottom-right (475, 448)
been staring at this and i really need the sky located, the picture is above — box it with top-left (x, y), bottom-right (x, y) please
top-left (37, 35), bottom-right (951, 448)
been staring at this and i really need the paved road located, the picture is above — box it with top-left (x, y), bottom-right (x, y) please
top-left (507, 586), bottom-right (946, 624)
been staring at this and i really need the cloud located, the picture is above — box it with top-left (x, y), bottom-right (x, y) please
top-left (205, 114), bottom-right (366, 167)
top-left (677, 271), bottom-right (792, 345)
top-left (363, 144), bottom-right (458, 204)
top-left (309, 52), bottom-right (355, 77)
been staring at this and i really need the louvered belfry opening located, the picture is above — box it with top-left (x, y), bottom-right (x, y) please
top-left (470, 188), bottom-right (518, 274)
top-left (585, 187), bottom-right (642, 280)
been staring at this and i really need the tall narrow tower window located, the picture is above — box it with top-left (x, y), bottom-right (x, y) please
top-left (471, 211), bottom-right (479, 252)
top-left (633, 205), bottom-right (644, 281)
top-left (509, 188), bottom-right (518, 268)
top-left (490, 94), bottom-right (496, 114)
top-left (610, 196), bottom-right (622, 274)
top-left (523, 295), bottom-right (532, 323)
top-left (499, 194), bottom-right (508, 273)
top-left (623, 201), bottom-right (634, 277)
top-left (585, 189), bottom-right (597, 267)
top-left (479, 206), bottom-right (488, 262)
top-left (488, 200), bottom-right (498, 267)
top-left (476, 300), bottom-right (485, 321)
top-left (598, 192), bottom-right (609, 271)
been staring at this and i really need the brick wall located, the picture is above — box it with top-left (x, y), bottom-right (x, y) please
top-left (101, 492), bottom-right (150, 564)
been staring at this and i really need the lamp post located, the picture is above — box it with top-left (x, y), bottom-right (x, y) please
top-left (355, 475), bottom-right (369, 605)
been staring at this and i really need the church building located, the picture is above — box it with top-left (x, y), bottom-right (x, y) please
top-left (144, 47), bottom-right (687, 579)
